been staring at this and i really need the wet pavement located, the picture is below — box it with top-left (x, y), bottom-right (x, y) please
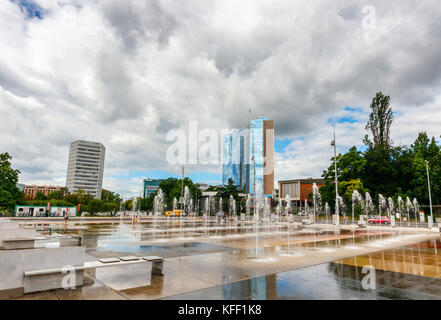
top-left (162, 261), bottom-right (441, 300)
top-left (7, 218), bottom-right (441, 300)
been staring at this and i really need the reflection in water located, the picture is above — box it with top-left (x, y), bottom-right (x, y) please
top-left (164, 240), bottom-right (441, 300)
top-left (27, 219), bottom-right (441, 300)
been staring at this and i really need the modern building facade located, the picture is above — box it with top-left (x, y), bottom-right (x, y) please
top-left (196, 183), bottom-right (210, 192)
top-left (222, 118), bottom-right (274, 197)
top-left (222, 127), bottom-right (249, 192)
top-left (66, 140), bottom-right (105, 199)
top-left (143, 178), bottom-right (163, 198)
top-left (250, 118), bottom-right (274, 196)
top-left (278, 178), bottom-right (325, 204)
top-left (23, 185), bottom-right (63, 199)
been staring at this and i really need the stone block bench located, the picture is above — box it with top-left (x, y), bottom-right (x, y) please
top-left (3, 238), bottom-right (35, 250)
top-left (302, 219), bottom-right (313, 225)
top-left (93, 256), bottom-right (164, 275)
top-left (24, 255), bottom-right (164, 279)
top-left (22, 255), bottom-right (164, 294)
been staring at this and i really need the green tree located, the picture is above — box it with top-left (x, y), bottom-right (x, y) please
top-left (140, 193), bottom-right (155, 211)
top-left (88, 199), bottom-right (103, 214)
top-left (35, 191), bottom-right (47, 201)
top-left (320, 94), bottom-right (441, 214)
top-left (409, 133), bottom-right (441, 206)
top-left (103, 202), bottom-right (118, 212)
top-left (0, 153), bottom-right (23, 210)
top-left (361, 146), bottom-right (396, 199)
top-left (321, 147), bottom-right (367, 211)
top-left (322, 146), bottom-right (366, 183)
top-left (101, 189), bottom-right (122, 204)
top-left (158, 177), bottom-right (202, 209)
top-left (47, 187), bottom-right (69, 200)
top-left (364, 91), bottom-right (394, 149)
top-left (123, 199), bottom-right (133, 210)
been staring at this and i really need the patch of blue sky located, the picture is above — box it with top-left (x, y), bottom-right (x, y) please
top-left (344, 106), bottom-right (364, 113)
top-left (10, 0), bottom-right (45, 19)
top-left (393, 109), bottom-right (404, 117)
top-left (327, 105), bottom-right (367, 125)
top-left (275, 138), bottom-right (293, 153)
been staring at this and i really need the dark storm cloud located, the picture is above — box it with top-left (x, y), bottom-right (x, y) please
top-left (1, 0), bottom-right (441, 193)
top-left (100, 0), bottom-right (177, 52)
top-left (338, 2), bottom-right (360, 21)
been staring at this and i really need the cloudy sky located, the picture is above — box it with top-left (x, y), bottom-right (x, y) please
top-left (1, 0), bottom-right (441, 197)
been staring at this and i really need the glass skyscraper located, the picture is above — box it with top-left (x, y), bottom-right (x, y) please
top-left (222, 128), bottom-right (249, 192)
top-left (222, 118), bottom-right (274, 196)
top-left (249, 118), bottom-right (266, 196)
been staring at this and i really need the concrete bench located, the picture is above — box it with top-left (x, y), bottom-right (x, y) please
top-left (302, 219), bottom-right (313, 225)
top-left (3, 238), bottom-right (35, 250)
top-left (57, 235), bottom-right (82, 247)
top-left (24, 256), bottom-right (164, 278)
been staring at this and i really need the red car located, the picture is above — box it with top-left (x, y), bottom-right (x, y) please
top-left (368, 216), bottom-right (391, 224)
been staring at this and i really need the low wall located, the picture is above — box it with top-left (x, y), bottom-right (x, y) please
top-left (0, 247), bottom-right (94, 298)
top-left (0, 220), bottom-right (40, 249)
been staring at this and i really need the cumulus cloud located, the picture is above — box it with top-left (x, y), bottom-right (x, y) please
top-left (1, 0), bottom-right (441, 195)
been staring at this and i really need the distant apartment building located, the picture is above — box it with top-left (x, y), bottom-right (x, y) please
top-left (23, 185), bottom-right (63, 199)
top-left (142, 178), bottom-right (163, 198)
top-left (278, 178), bottom-right (325, 204)
top-left (66, 140), bottom-right (105, 199)
top-left (196, 183), bottom-right (210, 192)
top-left (222, 117), bottom-right (274, 197)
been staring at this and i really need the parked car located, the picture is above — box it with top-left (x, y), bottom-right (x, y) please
top-left (368, 216), bottom-right (391, 224)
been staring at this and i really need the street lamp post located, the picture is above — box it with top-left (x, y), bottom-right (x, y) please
top-left (425, 160), bottom-right (433, 223)
top-left (252, 155), bottom-right (256, 218)
top-left (252, 155), bottom-right (258, 259)
top-left (331, 128), bottom-right (339, 225)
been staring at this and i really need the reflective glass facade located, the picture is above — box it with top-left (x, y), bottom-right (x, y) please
top-left (143, 179), bottom-right (163, 198)
top-left (222, 128), bottom-right (249, 192)
top-left (249, 118), bottom-right (267, 196)
top-left (222, 118), bottom-right (271, 195)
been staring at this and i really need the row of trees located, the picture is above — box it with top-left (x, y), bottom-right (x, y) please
top-left (319, 92), bottom-right (441, 214)
top-left (125, 177), bottom-right (203, 212)
top-left (0, 153), bottom-right (23, 212)
top-left (0, 153), bottom-right (122, 215)
top-left (0, 151), bottom-right (245, 215)
top-left (22, 188), bottom-right (122, 214)
top-left (124, 178), bottom-right (244, 213)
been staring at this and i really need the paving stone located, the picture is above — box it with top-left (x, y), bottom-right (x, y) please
top-left (118, 256), bottom-right (141, 261)
top-left (99, 257), bottom-right (121, 263)
top-left (142, 256), bottom-right (163, 261)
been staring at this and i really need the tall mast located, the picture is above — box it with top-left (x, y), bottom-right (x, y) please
top-left (180, 166), bottom-right (184, 211)
top-left (332, 128), bottom-right (339, 217)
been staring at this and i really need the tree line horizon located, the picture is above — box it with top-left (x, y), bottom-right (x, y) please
top-left (319, 91), bottom-right (440, 215)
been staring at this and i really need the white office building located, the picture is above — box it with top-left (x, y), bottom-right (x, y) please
top-left (66, 140), bottom-right (105, 199)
